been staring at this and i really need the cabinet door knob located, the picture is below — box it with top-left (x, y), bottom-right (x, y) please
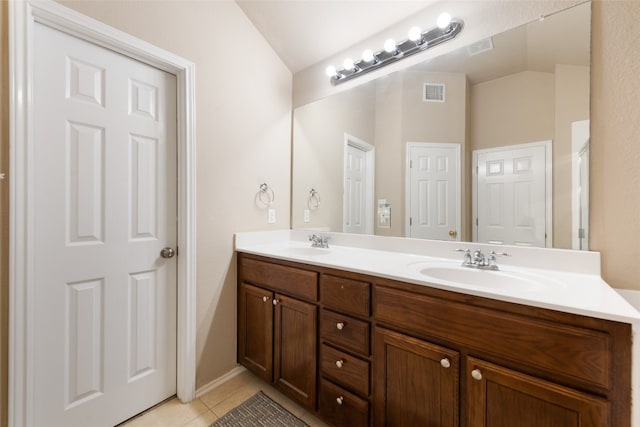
top-left (471, 368), bottom-right (483, 381)
top-left (336, 396), bottom-right (344, 405)
top-left (262, 296), bottom-right (269, 302)
top-left (272, 299), bottom-right (279, 306)
top-left (335, 359), bottom-right (344, 368)
top-left (336, 322), bottom-right (345, 330)
top-left (440, 358), bottom-right (451, 368)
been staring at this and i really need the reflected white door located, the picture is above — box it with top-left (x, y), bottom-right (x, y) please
top-left (474, 142), bottom-right (550, 247)
top-left (343, 136), bottom-right (374, 234)
top-left (33, 22), bottom-right (177, 426)
top-left (407, 143), bottom-right (460, 240)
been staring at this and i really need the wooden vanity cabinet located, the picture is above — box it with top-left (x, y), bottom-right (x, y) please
top-left (237, 253), bottom-right (632, 427)
top-left (237, 254), bottom-right (318, 409)
top-left (466, 356), bottom-right (609, 427)
top-left (373, 327), bottom-right (459, 426)
top-left (373, 280), bottom-right (631, 427)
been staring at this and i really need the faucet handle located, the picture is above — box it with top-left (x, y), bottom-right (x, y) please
top-left (489, 251), bottom-right (511, 258)
top-left (454, 248), bottom-right (470, 254)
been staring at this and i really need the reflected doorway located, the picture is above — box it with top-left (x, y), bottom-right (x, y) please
top-left (473, 141), bottom-right (552, 247)
top-left (405, 142), bottom-right (461, 240)
top-left (343, 134), bottom-right (374, 234)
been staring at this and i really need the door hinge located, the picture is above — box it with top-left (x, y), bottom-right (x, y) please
top-left (410, 160), bottom-right (413, 168)
top-left (578, 228), bottom-right (585, 239)
top-left (410, 217), bottom-right (413, 226)
top-left (476, 218), bottom-right (478, 226)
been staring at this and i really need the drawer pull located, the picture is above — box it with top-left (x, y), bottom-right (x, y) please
top-left (336, 396), bottom-right (344, 405)
top-left (336, 322), bottom-right (345, 330)
top-left (335, 359), bottom-right (344, 368)
top-left (440, 358), bottom-right (451, 368)
top-left (272, 299), bottom-right (279, 306)
top-left (262, 296), bottom-right (269, 302)
top-left (471, 368), bottom-right (483, 381)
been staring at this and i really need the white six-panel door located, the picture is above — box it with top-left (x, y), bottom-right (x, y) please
top-left (344, 144), bottom-right (367, 234)
top-left (343, 135), bottom-right (374, 234)
top-left (474, 142), bottom-right (550, 247)
top-left (33, 22), bottom-right (177, 426)
top-left (407, 143), bottom-right (460, 240)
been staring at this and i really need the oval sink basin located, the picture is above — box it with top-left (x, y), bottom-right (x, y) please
top-left (409, 262), bottom-right (564, 293)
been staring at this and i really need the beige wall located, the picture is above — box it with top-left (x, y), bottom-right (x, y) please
top-left (1, 2), bottom-right (8, 426)
top-left (291, 85), bottom-right (375, 231)
top-left (374, 74), bottom-right (404, 236)
top-left (591, 0), bottom-right (640, 290)
top-left (470, 71), bottom-right (555, 150)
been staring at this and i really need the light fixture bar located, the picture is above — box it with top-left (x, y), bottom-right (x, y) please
top-left (329, 17), bottom-right (463, 85)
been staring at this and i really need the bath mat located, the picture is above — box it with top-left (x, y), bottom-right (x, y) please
top-left (209, 391), bottom-right (309, 427)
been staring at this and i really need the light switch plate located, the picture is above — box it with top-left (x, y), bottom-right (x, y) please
top-left (268, 208), bottom-right (276, 224)
top-left (304, 209), bottom-right (310, 222)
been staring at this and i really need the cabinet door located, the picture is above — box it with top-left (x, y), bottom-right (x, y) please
top-left (466, 357), bottom-right (609, 427)
top-left (238, 283), bottom-right (273, 382)
top-left (274, 294), bottom-right (317, 409)
top-left (373, 327), bottom-right (459, 427)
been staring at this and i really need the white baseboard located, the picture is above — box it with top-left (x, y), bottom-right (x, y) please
top-left (195, 365), bottom-right (247, 398)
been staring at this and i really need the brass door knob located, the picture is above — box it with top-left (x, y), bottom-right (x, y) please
top-left (448, 230), bottom-right (457, 237)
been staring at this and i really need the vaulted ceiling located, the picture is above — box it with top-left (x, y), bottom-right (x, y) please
top-left (235, 0), bottom-right (436, 73)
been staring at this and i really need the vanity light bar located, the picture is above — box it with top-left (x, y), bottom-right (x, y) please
top-left (327, 14), bottom-right (464, 85)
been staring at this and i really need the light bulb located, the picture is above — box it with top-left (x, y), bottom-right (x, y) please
top-left (362, 49), bottom-right (374, 62)
top-left (343, 58), bottom-right (355, 71)
top-left (325, 65), bottom-right (337, 78)
top-left (437, 12), bottom-right (452, 29)
top-left (384, 38), bottom-right (397, 53)
top-left (408, 26), bottom-right (422, 42)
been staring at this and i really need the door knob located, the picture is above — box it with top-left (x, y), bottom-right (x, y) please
top-left (160, 247), bottom-right (175, 258)
top-left (448, 230), bottom-right (457, 237)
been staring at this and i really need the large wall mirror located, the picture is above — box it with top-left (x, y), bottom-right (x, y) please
top-left (292, 2), bottom-right (590, 250)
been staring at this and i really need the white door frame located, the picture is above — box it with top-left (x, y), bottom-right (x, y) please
top-left (571, 120), bottom-right (589, 250)
top-left (9, 1), bottom-right (197, 425)
top-left (343, 133), bottom-right (374, 234)
top-left (404, 142), bottom-right (461, 239)
top-left (472, 140), bottom-right (552, 247)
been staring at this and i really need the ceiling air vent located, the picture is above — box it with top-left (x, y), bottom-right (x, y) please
top-left (423, 83), bottom-right (445, 102)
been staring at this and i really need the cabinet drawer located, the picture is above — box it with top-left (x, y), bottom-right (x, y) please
top-left (240, 257), bottom-right (318, 301)
top-left (320, 309), bottom-right (370, 356)
top-left (318, 378), bottom-right (369, 427)
top-left (375, 285), bottom-right (612, 390)
top-left (320, 344), bottom-right (370, 396)
top-left (321, 274), bottom-right (370, 317)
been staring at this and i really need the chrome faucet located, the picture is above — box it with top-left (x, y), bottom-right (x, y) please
top-left (309, 234), bottom-right (330, 248)
top-left (456, 249), bottom-right (510, 270)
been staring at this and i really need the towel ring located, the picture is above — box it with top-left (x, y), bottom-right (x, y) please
top-left (257, 183), bottom-right (275, 206)
top-left (308, 188), bottom-right (320, 210)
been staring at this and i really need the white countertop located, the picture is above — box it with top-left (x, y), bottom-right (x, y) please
top-left (235, 229), bottom-right (640, 325)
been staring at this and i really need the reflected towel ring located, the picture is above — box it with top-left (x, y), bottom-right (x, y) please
top-left (308, 188), bottom-right (320, 210)
top-left (258, 183), bottom-right (275, 206)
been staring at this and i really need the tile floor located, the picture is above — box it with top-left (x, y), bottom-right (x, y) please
top-left (120, 369), bottom-right (329, 427)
